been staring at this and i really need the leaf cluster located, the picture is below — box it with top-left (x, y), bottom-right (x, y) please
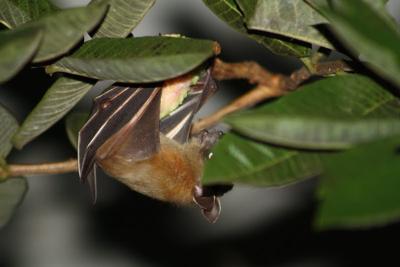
top-left (0, 0), bottom-right (400, 231)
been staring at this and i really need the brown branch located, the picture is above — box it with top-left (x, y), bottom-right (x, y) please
top-left (191, 84), bottom-right (282, 133)
top-left (1, 159), bottom-right (78, 178)
top-left (212, 58), bottom-right (284, 87)
top-left (2, 59), bottom-right (350, 178)
top-left (289, 60), bottom-right (351, 89)
top-left (192, 59), bottom-right (350, 133)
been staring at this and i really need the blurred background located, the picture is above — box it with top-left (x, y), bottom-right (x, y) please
top-left (0, 1), bottom-right (400, 266)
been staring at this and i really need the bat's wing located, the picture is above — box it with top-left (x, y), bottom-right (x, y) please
top-left (78, 68), bottom-right (217, 202)
top-left (160, 68), bottom-right (218, 144)
top-left (160, 96), bottom-right (200, 144)
top-left (78, 84), bottom-right (161, 202)
top-left (95, 87), bottom-right (161, 161)
top-left (191, 68), bottom-right (218, 110)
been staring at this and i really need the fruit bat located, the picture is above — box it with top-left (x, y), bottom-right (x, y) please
top-left (78, 68), bottom-right (232, 223)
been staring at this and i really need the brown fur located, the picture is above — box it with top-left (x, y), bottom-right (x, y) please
top-left (96, 135), bottom-right (203, 205)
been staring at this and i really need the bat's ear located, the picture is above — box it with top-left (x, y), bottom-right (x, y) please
top-left (193, 185), bottom-right (223, 223)
top-left (202, 198), bottom-right (221, 224)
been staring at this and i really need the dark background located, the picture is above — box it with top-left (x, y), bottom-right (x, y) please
top-left (0, 1), bottom-right (400, 266)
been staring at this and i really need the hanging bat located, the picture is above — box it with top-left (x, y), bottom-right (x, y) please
top-left (78, 68), bottom-right (232, 223)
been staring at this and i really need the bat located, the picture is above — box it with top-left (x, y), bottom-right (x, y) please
top-left (78, 68), bottom-right (232, 223)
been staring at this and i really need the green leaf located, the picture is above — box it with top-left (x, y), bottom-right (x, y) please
top-left (202, 133), bottom-right (322, 186)
top-left (65, 112), bottom-right (89, 150)
top-left (307, 0), bottom-right (393, 24)
top-left (47, 37), bottom-right (219, 83)
top-left (0, 1), bottom-right (108, 62)
top-left (316, 136), bottom-right (400, 229)
top-left (13, 77), bottom-right (93, 149)
top-left (0, 177), bottom-right (28, 228)
top-left (202, 0), bottom-right (311, 57)
top-left (28, 4), bottom-right (108, 62)
top-left (0, 0), bottom-right (58, 28)
top-left (0, 26), bottom-right (42, 83)
top-left (366, 0), bottom-right (390, 10)
top-left (236, 0), bottom-right (332, 49)
top-left (226, 74), bottom-right (400, 150)
top-left (91, 0), bottom-right (155, 38)
top-left (306, 0), bottom-right (400, 87)
top-left (12, 0), bottom-right (152, 148)
top-left (0, 104), bottom-right (18, 158)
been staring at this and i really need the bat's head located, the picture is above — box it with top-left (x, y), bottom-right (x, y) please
top-left (191, 129), bottom-right (233, 223)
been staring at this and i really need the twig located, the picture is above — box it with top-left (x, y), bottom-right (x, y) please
top-left (191, 84), bottom-right (282, 133)
top-left (212, 58), bottom-right (284, 87)
top-left (289, 60), bottom-right (351, 89)
top-left (2, 59), bottom-right (350, 178)
top-left (1, 159), bottom-right (78, 178)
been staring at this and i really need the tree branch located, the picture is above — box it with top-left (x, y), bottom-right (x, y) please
top-left (191, 58), bottom-right (350, 133)
top-left (191, 84), bottom-right (282, 133)
top-left (1, 159), bottom-right (78, 178)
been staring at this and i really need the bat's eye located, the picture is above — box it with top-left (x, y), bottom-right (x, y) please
top-left (100, 99), bottom-right (112, 109)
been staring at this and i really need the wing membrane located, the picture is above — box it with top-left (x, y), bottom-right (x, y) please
top-left (78, 85), bottom-right (161, 201)
top-left (160, 68), bottom-right (218, 143)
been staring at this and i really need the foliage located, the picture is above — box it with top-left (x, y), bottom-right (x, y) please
top-left (46, 37), bottom-right (219, 82)
top-left (0, 0), bottom-right (399, 231)
top-left (226, 74), bottom-right (400, 149)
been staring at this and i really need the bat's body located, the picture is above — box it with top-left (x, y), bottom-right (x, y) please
top-left (98, 135), bottom-right (203, 204)
top-left (78, 68), bottom-right (231, 222)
